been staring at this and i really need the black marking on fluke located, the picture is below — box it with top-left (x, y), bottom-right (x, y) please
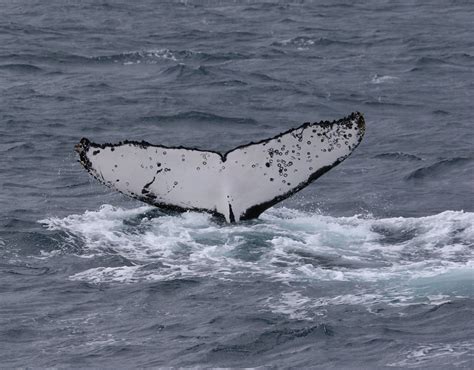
top-left (228, 204), bottom-right (236, 223)
top-left (75, 112), bottom-right (365, 223)
top-left (141, 176), bottom-right (156, 195)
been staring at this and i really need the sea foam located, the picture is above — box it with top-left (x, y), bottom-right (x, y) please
top-left (39, 205), bottom-right (473, 288)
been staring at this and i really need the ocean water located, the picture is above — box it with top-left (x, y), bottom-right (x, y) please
top-left (1, 0), bottom-right (473, 368)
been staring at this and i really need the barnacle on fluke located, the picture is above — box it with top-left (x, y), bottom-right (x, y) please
top-left (75, 112), bottom-right (365, 222)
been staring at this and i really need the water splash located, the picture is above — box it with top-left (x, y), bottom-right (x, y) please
top-left (39, 205), bottom-right (474, 286)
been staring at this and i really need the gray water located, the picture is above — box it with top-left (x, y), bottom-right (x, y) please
top-left (1, 0), bottom-right (473, 368)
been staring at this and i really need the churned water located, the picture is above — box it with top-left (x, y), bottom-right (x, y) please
top-left (1, 0), bottom-right (473, 368)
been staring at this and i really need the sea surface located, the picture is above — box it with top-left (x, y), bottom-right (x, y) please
top-left (1, 0), bottom-right (473, 368)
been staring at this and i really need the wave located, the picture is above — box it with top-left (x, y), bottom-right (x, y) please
top-left (209, 322), bottom-right (332, 358)
top-left (0, 142), bottom-right (34, 152)
top-left (375, 152), bottom-right (423, 161)
top-left (387, 341), bottom-right (473, 368)
top-left (444, 52), bottom-right (474, 66)
top-left (93, 49), bottom-right (178, 64)
top-left (81, 82), bottom-right (112, 90)
top-left (141, 111), bottom-right (257, 125)
top-left (416, 56), bottom-right (452, 66)
top-left (0, 52), bottom-right (90, 65)
top-left (188, 50), bottom-right (248, 63)
top-left (0, 262), bottom-right (50, 276)
top-left (272, 36), bottom-right (351, 49)
top-left (0, 23), bottom-right (64, 36)
top-left (248, 72), bottom-right (282, 82)
top-left (91, 49), bottom-right (247, 65)
top-left (0, 48), bottom-right (246, 68)
top-left (432, 109), bottom-right (450, 115)
top-left (410, 56), bottom-right (471, 72)
top-left (0, 63), bottom-right (43, 73)
top-left (159, 63), bottom-right (210, 79)
top-left (370, 74), bottom-right (399, 84)
top-left (207, 79), bottom-right (248, 87)
top-left (405, 157), bottom-right (473, 180)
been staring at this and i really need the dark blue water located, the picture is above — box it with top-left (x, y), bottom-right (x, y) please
top-left (1, 0), bottom-right (473, 367)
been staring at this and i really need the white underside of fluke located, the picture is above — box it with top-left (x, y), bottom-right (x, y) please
top-left (76, 112), bottom-right (365, 222)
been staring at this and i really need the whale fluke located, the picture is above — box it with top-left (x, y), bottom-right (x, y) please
top-left (75, 112), bottom-right (365, 222)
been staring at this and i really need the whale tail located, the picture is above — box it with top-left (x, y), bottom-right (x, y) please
top-left (76, 112), bottom-right (365, 222)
